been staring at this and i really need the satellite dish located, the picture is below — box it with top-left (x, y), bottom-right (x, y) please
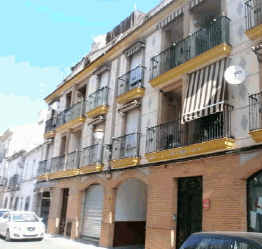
top-left (50, 102), bottom-right (60, 111)
top-left (224, 65), bottom-right (246, 85)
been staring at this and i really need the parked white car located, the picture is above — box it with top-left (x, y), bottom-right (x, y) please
top-left (0, 211), bottom-right (45, 241)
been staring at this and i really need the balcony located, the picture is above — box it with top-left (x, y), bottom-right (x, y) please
top-left (5, 174), bottom-right (20, 191)
top-left (116, 66), bottom-right (146, 104)
top-left (80, 144), bottom-right (104, 174)
top-left (37, 160), bottom-right (51, 181)
top-left (150, 16), bottom-right (231, 89)
top-left (245, 0), bottom-right (262, 40)
top-left (56, 100), bottom-right (86, 132)
top-left (110, 133), bottom-right (141, 169)
top-left (44, 117), bottom-right (56, 139)
top-left (249, 92), bottom-right (262, 142)
top-left (145, 104), bottom-right (234, 163)
top-left (86, 87), bottom-right (109, 118)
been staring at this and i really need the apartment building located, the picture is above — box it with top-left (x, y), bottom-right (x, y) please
top-left (36, 0), bottom-right (262, 248)
top-left (0, 111), bottom-right (46, 212)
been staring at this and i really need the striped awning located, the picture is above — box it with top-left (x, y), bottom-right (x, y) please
top-left (189, 0), bottom-right (206, 9)
top-left (157, 6), bottom-right (184, 29)
top-left (182, 58), bottom-right (228, 123)
top-left (123, 41), bottom-right (145, 58)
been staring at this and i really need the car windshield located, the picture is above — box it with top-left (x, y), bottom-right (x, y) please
top-left (12, 213), bottom-right (39, 222)
top-left (0, 211), bottom-right (7, 217)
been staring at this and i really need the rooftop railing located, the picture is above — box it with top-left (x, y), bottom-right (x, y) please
top-left (86, 87), bottom-right (109, 112)
top-left (245, 0), bottom-right (262, 31)
top-left (117, 66), bottom-right (146, 96)
top-left (150, 16), bottom-right (230, 80)
top-left (56, 100), bottom-right (86, 128)
top-left (112, 132), bottom-right (141, 160)
top-left (146, 104), bottom-right (233, 154)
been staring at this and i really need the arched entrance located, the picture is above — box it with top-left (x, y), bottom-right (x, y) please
top-left (247, 170), bottom-right (262, 232)
top-left (113, 178), bottom-right (148, 247)
top-left (81, 184), bottom-right (104, 241)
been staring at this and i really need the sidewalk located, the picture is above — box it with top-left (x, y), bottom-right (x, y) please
top-left (45, 234), bottom-right (145, 249)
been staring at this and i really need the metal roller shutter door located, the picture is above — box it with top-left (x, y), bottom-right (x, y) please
top-left (81, 184), bottom-right (104, 239)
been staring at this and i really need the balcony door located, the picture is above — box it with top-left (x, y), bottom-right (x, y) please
top-left (129, 50), bottom-right (142, 90)
top-left (124, 110), bottom-right (139, 158)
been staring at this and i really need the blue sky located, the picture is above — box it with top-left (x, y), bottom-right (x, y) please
top-left (0, 0), bottom-right (160, 134)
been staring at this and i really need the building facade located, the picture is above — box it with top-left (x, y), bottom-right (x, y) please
top-left (36, 0), bottom-right (262, 248)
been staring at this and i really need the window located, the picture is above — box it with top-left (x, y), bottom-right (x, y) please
top-left (24, 196), bottom-right (30, 211)
top-left (234, 241), bottom-right (257, 249)
top-left (197, 238), bottom-right (231, 249)
top-left (14, 197), bottom-right (19, 211)
top-left (4, 197), bottom-right (8, 208)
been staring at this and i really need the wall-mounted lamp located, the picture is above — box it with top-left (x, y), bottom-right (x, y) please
top-left (252, 43), bottom-right (262, 63)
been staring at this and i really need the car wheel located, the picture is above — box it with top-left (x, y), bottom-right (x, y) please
top-left (5, 230), bottom-right (11, 242)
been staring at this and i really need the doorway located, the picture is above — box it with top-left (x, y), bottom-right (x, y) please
top-left (59, 188), bottom-right (69, 235)
top-left (176, 176), bottom-right (203, 248)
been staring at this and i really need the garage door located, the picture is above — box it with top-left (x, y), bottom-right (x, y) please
top-left (81, 184), bottom-right (104, 239)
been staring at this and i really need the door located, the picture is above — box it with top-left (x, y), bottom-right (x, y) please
top-left (81, 184), bottom-right (104, 240)
top-left (176, 176), bottom-right (203, 248)
top-left (59, 188), bottom-right (69, 235)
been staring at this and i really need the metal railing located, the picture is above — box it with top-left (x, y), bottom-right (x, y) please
top-left (9, 174), bottom-right (20, 187)
top-left (118, 66), bottom-right (146, 96)
top-left (249, 91), bottom-right (262, 131)
top-left (146, 104), bottom-right (233, 154)
top-left (49, 150), bottom-right (81, 173)
top-left (38, 160), bottom-right (51, 175)
top-left (150, 16), bottom-right (230, 80)
top-left (44, 117), bottom-right (57, 134)
top-left (56, 100), bottom-right (86, 128)
top-left (112, 133), bottom-right (141, 160)
top-left (245, 0), bottom-right (262, 31)
top-left (86, 87), bottom-right (109, 112)
top-left (81, 144), bottom-right (104, 166)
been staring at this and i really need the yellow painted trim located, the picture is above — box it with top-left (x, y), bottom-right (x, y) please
top-left (44, 130), bottom-right (56, 139)
top-left (145, 137), bottom-right (235, 163)
top-left (45, 0), bottom-right (186, 103)
top-left (79, 164), bottom-right (103, 174)
top-left (86, 105), bottom-right (109, 118)
top-left (110, 157), bottom-right (140, 169)
top-left (149, 43), bottom-right (232, 89)
top-left (245, 23), bottom-right (262, 40)
top-left (249, 129), bottom-right (262, 142)
top-left (116, 87), bottom-right (145, 104)
top-left (37, 174), bottom-right (49, 181)
top-left (49, 169), bottom-right (80, 179)
top-left (55, 116), bottom-right (86, 133)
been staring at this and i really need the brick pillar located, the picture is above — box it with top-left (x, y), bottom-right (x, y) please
top-left (100, 187), bottom-right (117, 248)
top-left (47, 186), bottom-right (61, 235)
top-left (65, 186), bottom-right (83, 239)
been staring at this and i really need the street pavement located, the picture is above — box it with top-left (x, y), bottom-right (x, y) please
top-left (0, 234), bottom-right (145, 249)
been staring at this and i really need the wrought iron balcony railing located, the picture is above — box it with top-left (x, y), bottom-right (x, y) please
top-left (245, 0), bottom-right (262, 31)
top-left (146, 104), bottom-right (233, 154)
top-left (81, 144), bottom-right (104, 166)
top-left (56, 100), bottom-right (86, 128)
top-left (249, 91), bottom-right (262, 131)
top-left (49, 151), bottom-right (81, 173)
top-left (38, 160), bottom-right (51, 175)
top-left (111, 133), bottom-right (141, 160)
top-left (86, 87), bottom-right (109, 112)
top-left (150, 16), bottom-right (230, 80)
top-left (117, 66), bottom-right (146, 96)
top-left (44, 117), bottom-right (57, 134)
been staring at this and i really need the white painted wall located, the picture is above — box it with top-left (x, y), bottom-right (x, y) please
top-left (115, 178), bottom-right (147, 221)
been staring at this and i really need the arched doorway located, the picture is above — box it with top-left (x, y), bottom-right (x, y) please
top-left (247, 170), bottom-right (262, 232)
top-left (81, 184), bottom-right (104, 241)
top-left (113, 178), bottom-right (148, 247)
